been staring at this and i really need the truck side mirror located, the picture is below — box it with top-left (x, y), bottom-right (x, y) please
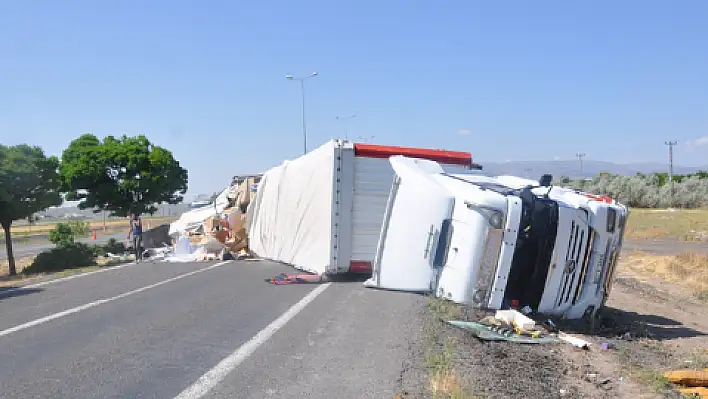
top-left (539, 174), bottom-right (553, 187)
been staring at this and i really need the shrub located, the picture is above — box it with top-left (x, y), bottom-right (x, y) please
top-left (23, 242), bottom-right (97, 274)
top-left (66, 219), bottom-right (89, 237)
top-left (557, 174), bottom-right (708, 209)
top-left (48, 220), bottom-right (91, 247)
top-left (48, 223), bottom-right (76, 246)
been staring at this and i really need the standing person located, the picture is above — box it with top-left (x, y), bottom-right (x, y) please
top-left (127, 212), bottom-right (143, 262)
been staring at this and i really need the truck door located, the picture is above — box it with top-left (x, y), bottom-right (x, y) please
top-left (364, 157), bottom-right (455, 292)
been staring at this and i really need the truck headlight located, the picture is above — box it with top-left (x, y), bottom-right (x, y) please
top-left (488, 211), bottom-right (504, 229)
top-left (471, 228), bottom-right (503, 308)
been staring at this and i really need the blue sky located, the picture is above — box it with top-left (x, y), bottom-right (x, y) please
top-left (1, 1), bottom-right (707, 196)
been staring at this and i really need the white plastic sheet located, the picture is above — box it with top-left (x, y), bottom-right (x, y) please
top-left (247, 142), bottom-right (336, 274)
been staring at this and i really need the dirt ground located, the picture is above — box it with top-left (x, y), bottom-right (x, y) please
top-left (411, 239), bottom-right (708, 399)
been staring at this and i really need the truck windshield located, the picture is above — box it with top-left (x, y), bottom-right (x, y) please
top-left (504, 187), bottom-right (559, 310)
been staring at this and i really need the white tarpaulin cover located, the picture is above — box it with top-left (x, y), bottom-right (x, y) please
top-left (247, 141), bottom-right (336, 274)
top-left (168, 205), bottom-right (217, 236)
top-left (168, 186), bottom-right (235, 237)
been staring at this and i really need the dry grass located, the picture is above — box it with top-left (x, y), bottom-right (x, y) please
top-left (426, 343), bottom-right (482, 399)
top-left (0, 256), bottom-right (37, 285)
top-left (0, 254), bottom-right (131, 287)
top-left (424, 299), bottom-right (483, 399)
top-left (429, 370), bottom-right (482, 399)
top-left (625, 208), bottom-right (708, 241)
top-left (619, 251), bottom-right (708, 294)
top-left (3, 216), bottom-right (176, 237)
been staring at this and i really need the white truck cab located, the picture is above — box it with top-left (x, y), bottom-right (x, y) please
top-left (365, 156), bottom-right (628, 319)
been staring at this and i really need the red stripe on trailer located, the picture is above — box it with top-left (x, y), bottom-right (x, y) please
top-left (585, 194), bottom-right (614, 204)
top-left (349, 260), bottom-right (372, 273)
top-left (353, 143), bottom-right (473, 167)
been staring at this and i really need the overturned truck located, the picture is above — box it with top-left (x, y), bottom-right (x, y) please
top-left (248, 140), bottom-right (628, 319)
top-left (363, 156), bottom-right (628, 320)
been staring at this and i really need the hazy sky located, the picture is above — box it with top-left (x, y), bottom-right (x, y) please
top-left (1, 1), bottom-right (706, 196)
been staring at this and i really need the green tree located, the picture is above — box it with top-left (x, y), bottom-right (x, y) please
top-left (0, 144), bottom-right (63, 275)
top-left (59, 133), bottom-right (188, 217)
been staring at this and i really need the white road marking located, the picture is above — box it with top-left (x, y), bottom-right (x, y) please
top-left (174, 283), bottom-right (332, 399)
top-left (1, 261), bottom-right (140, 296)
top-left (0, 261), bottom-right (232, 338)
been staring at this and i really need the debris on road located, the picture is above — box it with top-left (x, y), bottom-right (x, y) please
top-left (558, 332), bottom-right (591, 350)
top-left (266, 273), bottom-right (328, 285)
top-left (495, 309), bottom-right (536, 331)
top-left (664, 368), bottom-right (708, 387)
top-left (678, 386), bottom-right (708, 397)
top-left (446, 316), bottom-right (559, 344)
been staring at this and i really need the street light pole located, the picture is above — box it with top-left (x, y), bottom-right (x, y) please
top-left (335, 114), bottom-right (357, 140)
top-left (358, 135), bottom-right (375, 143)
top-left (286, 72), bottom-right (318, 155)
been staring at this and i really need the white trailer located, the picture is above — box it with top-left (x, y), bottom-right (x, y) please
top-left (246, 140), bottom-right (479, 275)
top-left (364, 156), bottom-right (629, 319)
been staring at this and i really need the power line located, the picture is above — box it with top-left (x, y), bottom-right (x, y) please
top-left (665, 141), bottom-right (678, 208)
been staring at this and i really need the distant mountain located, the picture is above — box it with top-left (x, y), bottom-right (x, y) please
top-left (477, 160), bottom-right (708, 180)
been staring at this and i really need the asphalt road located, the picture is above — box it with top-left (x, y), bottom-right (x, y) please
top-left (0, 260), bottom-right (426, 399)
top-left (0, 232), bottom-right (126, 260)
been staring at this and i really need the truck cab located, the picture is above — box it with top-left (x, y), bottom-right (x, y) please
top-left (364, 156), bottom-right (628, 319)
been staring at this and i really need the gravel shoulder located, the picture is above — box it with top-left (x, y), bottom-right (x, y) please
top-left (411, 243), bottom-right (708, 398)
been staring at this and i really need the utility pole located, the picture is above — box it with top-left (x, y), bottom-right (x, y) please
top-left (576, 153), bottom-right (586, 175)
top-left (665, 141), bottom-right (677, 208)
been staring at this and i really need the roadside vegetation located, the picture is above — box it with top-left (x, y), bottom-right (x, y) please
top-left (0, 134), bottom-right (187, 276)
top-left (2, 220), bottom-right (129, 277)
top-left (558, 171), bottom-right (708, 209)
top-left (624, 208), bottom-right (708, 241)
top-left (425, 298), bottom-right (482, 399)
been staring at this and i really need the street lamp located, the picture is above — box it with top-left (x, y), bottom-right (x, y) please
top-left (335, 114), bottom-right (357, 140)
top-left (286, 72), bottom-right (318, 155)
top-left (358, 135), bottom-right (375, 143)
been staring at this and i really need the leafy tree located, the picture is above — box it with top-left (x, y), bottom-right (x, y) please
top-left (59, 134), bottom-right (188, 217)
top-left (0, 144), bottom-right (63, 275)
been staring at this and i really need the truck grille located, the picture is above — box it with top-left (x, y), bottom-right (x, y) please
top-left (557, 220), bottom-right (591, 307)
